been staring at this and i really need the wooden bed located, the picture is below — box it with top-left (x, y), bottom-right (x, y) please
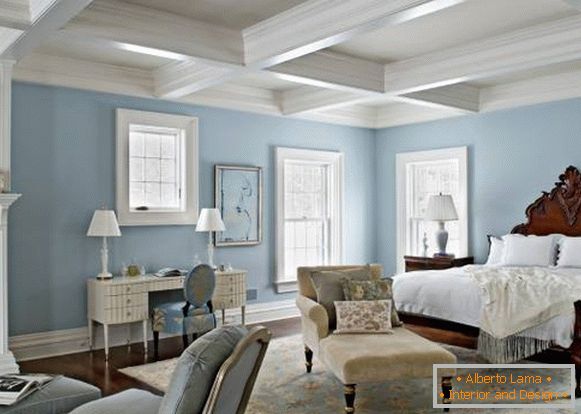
top-left (400, 165), bottom-right (581, 397)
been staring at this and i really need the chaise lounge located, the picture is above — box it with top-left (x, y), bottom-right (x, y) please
top-left (296, 265), bottom-right (457, 413)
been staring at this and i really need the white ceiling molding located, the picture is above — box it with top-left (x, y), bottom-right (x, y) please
top-left (280, 87), bottom-right (374, 115)
top-left (1, 0), bottom-right (93, 60)
top-left (153, 60), bottom-right (244, 99)
top-left (480, 69), bottom-right (581, 113)
top-left (242, 0), bottom-right (466, 67)
top-left (14, 53), bottom-right (153, 97)
top-left (562, 0), bottom-right (581, 10)
top-left (401, 84), bottom-right (480, 112)
top-left (374, 101), bottom-right (463, 128)
top-left (384, 14), bottom-right (581, 96)
top-left (268, 50), bottom-right (385, 94)
top-left (62, 0), bottom-right (244, 66)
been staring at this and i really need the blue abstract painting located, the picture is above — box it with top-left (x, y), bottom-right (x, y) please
top-left (215, 165), bottom-right (262, 246)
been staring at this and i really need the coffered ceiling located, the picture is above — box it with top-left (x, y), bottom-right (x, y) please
top-left (3, 0), bottom-right (581, 129)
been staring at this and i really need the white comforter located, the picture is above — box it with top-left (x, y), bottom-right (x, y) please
top-left (392, 265), bottom-right (581, 348)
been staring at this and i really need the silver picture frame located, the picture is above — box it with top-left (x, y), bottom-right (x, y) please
top-left (214, 164), bottom-right (263, 247)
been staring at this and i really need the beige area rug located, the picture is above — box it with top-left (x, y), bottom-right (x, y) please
top-left (120, 334), bottom-right (578, 413)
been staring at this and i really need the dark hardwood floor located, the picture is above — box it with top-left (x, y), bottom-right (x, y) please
top-left (19, 316), bottom-right (478, 397)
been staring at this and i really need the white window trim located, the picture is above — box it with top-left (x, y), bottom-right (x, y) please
top-left (116, 109), bottom-right (199, 226)
top-left (275, 147), bottom-right (344, 293)
top-left (396, 146), bottom-right (468, 273)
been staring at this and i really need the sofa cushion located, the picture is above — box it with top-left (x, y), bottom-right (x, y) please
top-left (0, 376), bottom-right (101, 414)
top-left (320, 327), bottom-right (456, 384)
top-left (311, 266), bottom-right (371, 329)
top-left (69, 389), bottom-right (161, 414)
top-left (342, 279), bottom-right (403, 327)
top-left (158, 325), bottom-right (248, 414)
top-left (334, 300), bottom-right (393, 334)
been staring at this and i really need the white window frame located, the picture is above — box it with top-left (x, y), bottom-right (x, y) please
top-left (396, 146), bottom-right (468, 273)
top-left (275, 147), bottom-right (344, 293)
top-left (116, 109), bottom-right (199, 226)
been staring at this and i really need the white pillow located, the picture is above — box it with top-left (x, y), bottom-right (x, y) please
top-left (485, 236), bottom-right (505, 266)
top-left (557, 237), bottom-right (581, 268)
top-left (501, 234), bottom-right (558, 267)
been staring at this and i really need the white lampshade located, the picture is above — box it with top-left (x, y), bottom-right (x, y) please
top-left (87, 210), bottom-right (122, 237)
top-left (196, 208), bottom-right (226, 232)
top-left (425, 194), bottom-right (458, 222)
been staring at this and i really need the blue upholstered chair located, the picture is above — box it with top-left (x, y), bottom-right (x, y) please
top-left (152, 264), bottom-right (217, 357)
top-left (70, 325), bottom-right (272, 414)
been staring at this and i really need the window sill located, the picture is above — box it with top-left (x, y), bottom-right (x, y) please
top-left (274, 280), bottom-right (298, 294)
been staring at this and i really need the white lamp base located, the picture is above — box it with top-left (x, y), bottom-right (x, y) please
top-left (96, 272), bottom-right (113, 280)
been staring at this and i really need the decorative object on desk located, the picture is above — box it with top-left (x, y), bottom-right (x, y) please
top-left (0, 170), bottom-right (7, 193)
top-left (218, 264), bottom-right (226, 271)
top-left (155, 268), bottom-right (187, 277)
top-left (196, 208), bottom-right (225, 269)
top-left (424, 193), bottom-right (458, 257)
top-left (86, 209), bottom-right (121, 280)
top-left (127, 263), bottom-right (143, 277)
top-left (214, 165), bottom-right (262, 246)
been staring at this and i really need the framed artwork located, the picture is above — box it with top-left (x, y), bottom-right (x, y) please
top-left (214, 165), bottom-right (262, 246)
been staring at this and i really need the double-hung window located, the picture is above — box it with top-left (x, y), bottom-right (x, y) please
top-left (396, 147), bottom-right (468, 273)
top-left (275, 148), bottom-right (344, 293)
top-left (116, 109), bottom-right (199, 225)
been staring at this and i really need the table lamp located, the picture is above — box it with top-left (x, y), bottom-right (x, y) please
top-left (87, 209), bottom-right (122, 280)
top-left (196, 208), bottom-right (225, 269)
top-left (425, 193), bottom-right (458, 257)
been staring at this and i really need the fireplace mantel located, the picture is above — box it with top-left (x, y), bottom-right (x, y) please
top-left (0, 192), bottom-right (20, 374)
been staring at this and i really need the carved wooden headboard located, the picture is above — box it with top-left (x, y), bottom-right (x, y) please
top-left (512, 166), bottom-right (581, 235)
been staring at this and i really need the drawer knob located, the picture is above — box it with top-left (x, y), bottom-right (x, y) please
top-left (127, 311), bottom-right (131, 317)
top-left (127, 298), bottom-right (131, 304)
top-left (126, 287), bottom-right (131, 292)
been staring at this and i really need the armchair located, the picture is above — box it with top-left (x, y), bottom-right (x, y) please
top-left (70, 325), bottom-right (272, 414)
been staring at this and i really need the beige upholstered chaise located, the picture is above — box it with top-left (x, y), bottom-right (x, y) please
top-left (296, 265), bottom-right (457, 413)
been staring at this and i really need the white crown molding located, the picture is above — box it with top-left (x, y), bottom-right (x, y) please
top-left (63, 0), bottom-right (243, 66)
top-left (10, 299), bottom-right (299, 361)
top-left (242, 0), bottom-right (466, 67)
top-left (384, 14), bottom-right (581, 96)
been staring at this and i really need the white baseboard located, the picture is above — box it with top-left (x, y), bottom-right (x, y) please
top-left (9, 299), bottom-right (299, 361)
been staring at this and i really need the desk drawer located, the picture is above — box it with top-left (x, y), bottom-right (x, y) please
top-left (213, 293), bottom-right (246, 309)
top-left (105, 284), bottom-right (146, 296)
top-left (105, 293), bottom-right (147, 309)
top-left (104, 305), bottom-right (147, 323)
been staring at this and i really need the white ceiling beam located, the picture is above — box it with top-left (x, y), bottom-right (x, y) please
top-left (400, 84), bottom-right (480, 112)
top-left (480, 69), bottom-right (581, 113)
top-left (2, 0), bottom-right (93, 60)
top-left (153, 60), bottom-right (246, 99)
top-left (280, 87), bottom-right (376, 115)
top-left (62, 0), bottom-right (244, 66)
top-left (242, 0), bottom-right (466, 67)
top-left (384, 14), bottom-right (581, 95)
top-left (562, 0), bottom-right (581, 10)
top-left (0, 0), bottom-right (31, 30)
top-left (375, 101), bottom-right (462, 128)
top-left (268, 50), bottom-right (385, 94)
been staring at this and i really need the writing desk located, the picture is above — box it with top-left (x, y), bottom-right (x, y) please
top-left (87, 269), bottom-right (247, 360)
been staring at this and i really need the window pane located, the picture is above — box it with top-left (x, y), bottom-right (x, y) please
top-left (144, 158), bottom-right (161, 182)
top-left (160, 135), bottom-right (175, 158)
top-left (130, 182), bottom-right (144, 207)
top-left (145, 133), bottom-right (160, 158)
top-left (129, 132), bottom-right (144, 157)
top-left (129, 157), bottom-right (144, 182)
top-left (161, 183), bottom-right (177, 206)
top-left (145, 182), bottom-right (161, 206)
top-left (161, 159), bottom-right (176, 182)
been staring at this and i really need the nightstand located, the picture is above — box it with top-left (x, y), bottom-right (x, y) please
top-left (404, 256), bottom-right (474, 272)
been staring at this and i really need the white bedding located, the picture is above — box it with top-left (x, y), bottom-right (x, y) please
top-left (392, 265), bottom-right (580, 348)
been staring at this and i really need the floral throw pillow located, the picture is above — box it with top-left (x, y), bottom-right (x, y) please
top-left (341, 279), bottom-right (403, 327)
top-left (334, 300), bottom-right (393, 334)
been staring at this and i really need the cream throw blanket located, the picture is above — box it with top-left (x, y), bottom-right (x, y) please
top-left (467, 266), bottom-right (581, 363)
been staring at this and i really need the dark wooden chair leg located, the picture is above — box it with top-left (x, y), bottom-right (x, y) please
top-left (191, 333), bottom-right (198, 344)
top-left (441, 376), bottom-right (452, 412)
top-left (304, 345), bottom-right (313, 373)
top-left (153, 331), bottom-right (159, 360)
top-left (571, 301), bottom-right (581, 398)
top-left (182, 333), bottom-right (189, 350)
top-left (344, 384), bottom-right (356, 414)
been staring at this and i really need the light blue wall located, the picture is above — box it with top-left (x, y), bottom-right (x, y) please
top-left (375, 98), bottom-right (581, 275)
top-left (9, 82), bottom-right (377, 336)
